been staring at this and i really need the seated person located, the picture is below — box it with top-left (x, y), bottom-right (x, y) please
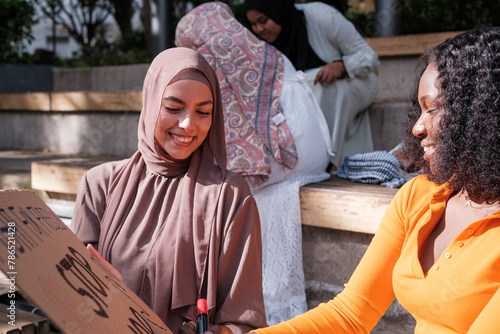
top-left (175, 2), bottom-right (332, 325)
top-left (244, 0), bottom-right (380, 169)
top-left (252, 27), bottom-right (500, 333)
top-left (71, 47), bottom-right (267, 334)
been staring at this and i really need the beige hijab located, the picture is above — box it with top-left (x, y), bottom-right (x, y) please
top-left (97, 47), bottom-right (227, 325)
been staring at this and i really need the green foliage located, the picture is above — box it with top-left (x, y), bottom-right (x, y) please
top-left (401, 0), bottom-right (500, 34)
top-left (61, 29), bottom-right (153, 67)
top-left (345, 9), bottom-right (377, 37)
top-left (0, 0), bottom-right (38, 63)
top-left (7, 0), bottom-right (499, 67)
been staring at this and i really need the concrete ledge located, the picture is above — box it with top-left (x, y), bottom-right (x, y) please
top-left (52, 64), bottom-right (149, 92)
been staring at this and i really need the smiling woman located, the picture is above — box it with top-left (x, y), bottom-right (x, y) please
top-left (175, 2), bottom-right (333, 325)
top-left (70, 47), bottom-right (267, 334)
top-left (251, 27), bottom-right (500, 334)
top-left (155, 75), bottom-right (213, 160)
top-left (411, 64), bottom-right (441, 172)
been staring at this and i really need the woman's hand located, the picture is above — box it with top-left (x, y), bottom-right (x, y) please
top-left (314, 60), bottom-right (346, 85)
top-left (87, 244), bottom-right (123, 281)
top-left (179, 321), bottom-right (197, 334)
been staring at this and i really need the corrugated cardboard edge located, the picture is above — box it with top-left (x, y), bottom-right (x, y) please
top-left (0, 190), bottom-right (172, 333)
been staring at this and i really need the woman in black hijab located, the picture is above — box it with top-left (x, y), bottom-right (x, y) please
top-left (245, 0), bottom-right (380, 174)
top-left (244, 0), bottom-right (326, 71)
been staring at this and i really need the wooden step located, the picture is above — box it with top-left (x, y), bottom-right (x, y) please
top-left (365, 30), bottom-right (465, 57)
top-left (31, 158), bottom-right (398, 234)
top-left (0, 272), bottom-right (51, 334)
top-left (300, 177), bottom-right (397, 234)
top-left (0, 91), bottom-right (142, 112)
top-left (31, 157), bottom-right (118, 201)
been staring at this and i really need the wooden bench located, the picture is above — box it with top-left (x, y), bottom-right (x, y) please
top-left (300, 177), bottom-right (397, 234)
top-left (31, 157), bottom-right (116, 202)
top-left (31, 157), bottom-right (398, 235)
top-left (365, 30), bottom-right (465, 56)
top-left (10, 86), bottom-right (401, 235)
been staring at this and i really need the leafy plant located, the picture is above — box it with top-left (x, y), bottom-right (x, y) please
top-left (0, 0), bottom-right (38, 63)
top-left (401, 0), bottom-right (500, 34)
top-left (61, 29), bottom-right (153, 67)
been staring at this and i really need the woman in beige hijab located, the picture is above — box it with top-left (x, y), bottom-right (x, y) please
top-left (71, 47), bottom-right (266, 334)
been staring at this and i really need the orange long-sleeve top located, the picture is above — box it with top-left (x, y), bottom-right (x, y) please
top-left (254, 175), bottom-right (500, 333)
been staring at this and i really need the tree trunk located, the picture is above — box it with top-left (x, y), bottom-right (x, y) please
top-left (141, 0), bottom-right (154, 53)
top-left (110, 0), bottom-right (134, 39)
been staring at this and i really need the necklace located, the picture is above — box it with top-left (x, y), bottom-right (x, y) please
top-left (464, 196), bottom-right (500, 209)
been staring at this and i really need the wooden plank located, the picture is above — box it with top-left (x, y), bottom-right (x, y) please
top-left (0, 92), bottom-right (142, 112)
top-left (31, 159), bottom-right (399, 234)
top-left (0, 94), bottom-right (50, 111)
top-left (365, 30), bottom-right (466, 56)
top-left (299, 176), bottom-right (397, 234)
top-left (0, 324), bottom-right (21, 334)
top-left (50, 91), bottom-right (142, 112)
top-left (31, 157), bottom-right (115, 198)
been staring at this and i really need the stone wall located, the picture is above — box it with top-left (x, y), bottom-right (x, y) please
top-left (302, 226), bottom-right (416, 333)
top-left (0, 55), bottom-right (419, 156)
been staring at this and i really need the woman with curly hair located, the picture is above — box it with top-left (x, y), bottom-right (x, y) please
top-left (251, 27), bottom-right (500, 333)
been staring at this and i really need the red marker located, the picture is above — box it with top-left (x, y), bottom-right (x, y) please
top-left (197, 298), bottom-right (208, 334)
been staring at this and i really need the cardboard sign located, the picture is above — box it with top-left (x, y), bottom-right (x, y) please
top-left (0, 190), bottom-right (172, 333)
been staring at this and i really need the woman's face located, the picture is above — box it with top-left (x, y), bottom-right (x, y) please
top-left (246, 9), bottom-right (282, 43)
top-left (413, 65), bottom-right (443, 172)
top-left (154, 79), bottom-right (213, 160)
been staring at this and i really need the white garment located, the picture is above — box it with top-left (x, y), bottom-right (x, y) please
top-left (252, 57), bottom-right (330, 325)
top-left (296, 2), bottom-right (380, 167)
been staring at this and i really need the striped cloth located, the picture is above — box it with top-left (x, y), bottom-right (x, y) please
top-left (337, 150), bottom-right (407, 188)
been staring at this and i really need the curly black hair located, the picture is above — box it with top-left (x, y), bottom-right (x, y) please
top-left (400, 27), bottom-right (500, 204)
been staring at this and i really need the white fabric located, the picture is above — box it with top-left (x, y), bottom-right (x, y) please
top-left (296, 2), bottom-right (380, 167)
top-left (252, 57), bottom-right (330, 325)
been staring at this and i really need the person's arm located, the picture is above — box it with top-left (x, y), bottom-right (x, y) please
top-left (71, 160), bottom-right (124, 248)
top-left (467, 287), bottom-right (500, 333)
top-left (309, 3), bottom-right (379, 79)
top-left (70, 171), bottom-right (103, 248)
top-left (313, 60), bottom-right (346, 85)
top-left (252, 177), bottom-right (416, 333)
top-left (212, 176), bottom-right (267, 334)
